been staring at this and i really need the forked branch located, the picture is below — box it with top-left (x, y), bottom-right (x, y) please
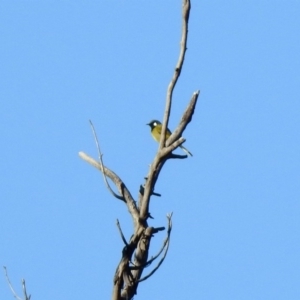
top-left (3, 267), bottom-right (31, 300)
top-left (138, 213), bottom-right (172, 282)
top-left (79, 152), bottom-right (140, 228)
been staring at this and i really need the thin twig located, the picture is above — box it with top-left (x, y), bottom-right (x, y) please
top-left (160, 0), bottom-right (191, 150)
top-left (145, 229), bottom-right (169, 265)
top-left (138, 213), bottom-right (173, 282)
top-left (89, 120), bottom-right (124, 201)
top-left (79, 151), bottom-right (140, 227)
top-left (3, 266), bottom-right (23, 300)
top-left (166, 90), bottom-right (200, 147)
top-left (116, 219), bottom-right (128, 246)
top-left (22, 279), bottom-right (31, 300)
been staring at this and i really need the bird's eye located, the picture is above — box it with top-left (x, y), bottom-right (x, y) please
top-left (153, 122), bottom-right (157, 126)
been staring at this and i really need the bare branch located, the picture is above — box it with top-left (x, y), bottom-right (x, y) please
top-left (140, 156), bottom-right (168, 219)
top-left (116, 219), bottom-right (128, 246)
top-left (140, 137), bottom-right (187, 219)
top-left (79, 151), bottom-right (140, 227)
top-left (166, 90), bottom-right (200, 147)
top-left (168, 153), bottom-right (188, 159)
top-left (129, 226), bottom-right (166, 271)
top-left (138, 213), bottom-right (173, 282)
top-left (113, 226), bottom-right (145, 299)
top-left (3, 266), bottom-right (26, 300)
top-left (89, 120), bottom-right (124, 201)
top-left (22, 280), bottom-right (31, 300)
top-left (139, 183), bottom-right (161, 198)
top-left (163, 137), bottom-right (186, 156)
top-left (140, 0), bottom-right (192, 221)
top-left (120, 227), bottom-right (154, 298)
top-left (160, 0), bottom-right (191, 150)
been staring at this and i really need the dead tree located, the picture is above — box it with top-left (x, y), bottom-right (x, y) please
top-left (79, 1), bottom-right (199, 299)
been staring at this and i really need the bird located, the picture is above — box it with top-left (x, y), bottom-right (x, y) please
top-left (147, 120), bottom-right (192, 156)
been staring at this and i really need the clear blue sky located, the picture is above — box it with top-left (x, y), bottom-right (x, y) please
top-left (1, 1), bottom-right (300, 299)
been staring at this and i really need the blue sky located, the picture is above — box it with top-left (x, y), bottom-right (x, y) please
top-left (1, 1), bottom-right (300, 299)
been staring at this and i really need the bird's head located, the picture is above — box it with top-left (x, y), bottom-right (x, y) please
top-left (146, 120), bottom-right (161, 130)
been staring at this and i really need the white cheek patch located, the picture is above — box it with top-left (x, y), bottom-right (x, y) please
top-left (153, 122), bottom-right (157, 126)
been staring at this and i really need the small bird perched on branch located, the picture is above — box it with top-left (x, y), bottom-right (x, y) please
top-left (147, 120), bottom-right (193, 156)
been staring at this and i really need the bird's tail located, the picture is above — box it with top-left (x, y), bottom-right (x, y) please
top-left (180, 145), bottom-right (193, 157)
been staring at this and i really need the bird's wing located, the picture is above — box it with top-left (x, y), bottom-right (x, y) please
top-left (156, 125), bottom-right (162, 134)
top-left (157, 125), bottom-right (172, 134)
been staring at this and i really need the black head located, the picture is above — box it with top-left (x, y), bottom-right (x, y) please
top-left (147, 120), bottom-right (161, 130)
